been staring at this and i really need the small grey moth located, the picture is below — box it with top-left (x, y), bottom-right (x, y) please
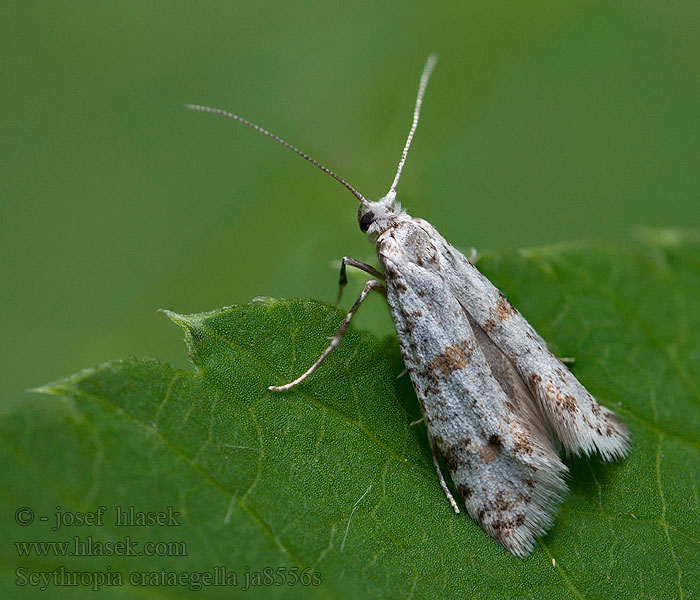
top-left (187, 54), bottom-right (630, 557)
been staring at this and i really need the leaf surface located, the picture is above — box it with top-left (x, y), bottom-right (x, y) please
top-left (3, 231), bottom-right (699, 599)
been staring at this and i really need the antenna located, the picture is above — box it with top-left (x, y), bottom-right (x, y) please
top-left (387, 53), bottom-right (438, 200)
top-left (185, 104), bottom-right (369, 207)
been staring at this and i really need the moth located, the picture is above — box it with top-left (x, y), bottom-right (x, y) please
top-left (187, 54), bottom-right (630, 556)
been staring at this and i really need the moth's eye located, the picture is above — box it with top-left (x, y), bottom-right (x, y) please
top-left (359, 212), bottom-right (375, 232)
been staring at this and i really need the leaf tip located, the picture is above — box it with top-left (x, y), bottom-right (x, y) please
top-left (27, 384), bottom-right (57, 395)
top-left (27, 382), bottom-right (72, 396)
top-left (159, 309), bottom-right (207, 348)
top-left (158, 307), bottom-right (182, 320)
top-left (159, 308), bottom-right (193, 330)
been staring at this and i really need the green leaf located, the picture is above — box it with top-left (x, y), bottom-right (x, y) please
top-left (3, 231), bottom-right (699, 599)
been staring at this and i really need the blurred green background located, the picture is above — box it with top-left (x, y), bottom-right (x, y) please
top-left (2, 0), bottom-right (699, 407)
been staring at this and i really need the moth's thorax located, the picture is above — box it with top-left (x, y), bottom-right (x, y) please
top-left (376, 216), bottom-right (444, 273)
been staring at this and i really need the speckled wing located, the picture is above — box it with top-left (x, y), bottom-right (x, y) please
top-left (420, 219), bottom-right (631, 461)
top-left (379, 219), bottom-right (568, 557)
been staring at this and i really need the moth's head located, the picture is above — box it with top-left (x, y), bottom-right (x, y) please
top-left (357, 191), bottom-right (404, 237)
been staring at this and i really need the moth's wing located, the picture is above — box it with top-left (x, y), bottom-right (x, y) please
top-left (428, 223), bottom-right (630, 460)
top-left (380, 227), bottom-right (567, 557)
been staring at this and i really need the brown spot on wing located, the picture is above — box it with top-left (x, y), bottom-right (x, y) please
top-left (489, 516), bottom-right (522, 533)
top-left (488, 433), bottom-right (504, 450)
top-left (545, 382), bottom-right (579, 414)
top-left (496, 292), bottom-right (517, 319)
top-left (443, 436), bottom-right (472, 471)
top-left (477, 444), bottom-right (499, 464)
top-left (562, 394), bottom-right (578, 413)
top-left (493, 490), bottom-right (516, 512)
top-left (555, 366), bottom-right (568, 380)
top-left (605, 416), bottom-right (622, 437)
top-left (513, 431), bottom-right (533, 455)
top-left (457, 484), bottom-right (473, 500)
top-left (430, 341), bottom-right (473, 374)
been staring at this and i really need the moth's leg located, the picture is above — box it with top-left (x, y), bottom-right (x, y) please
top-left (468, 247), bottom-right (479, 264)
top-left (427, 431), bottom-right (460, 514)
top-left (337, 257), bottom-right (384, 304)
top-left (269, 279), bottom-right (386, 392)
top-left (559, 357), bottom-right (575, 364)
